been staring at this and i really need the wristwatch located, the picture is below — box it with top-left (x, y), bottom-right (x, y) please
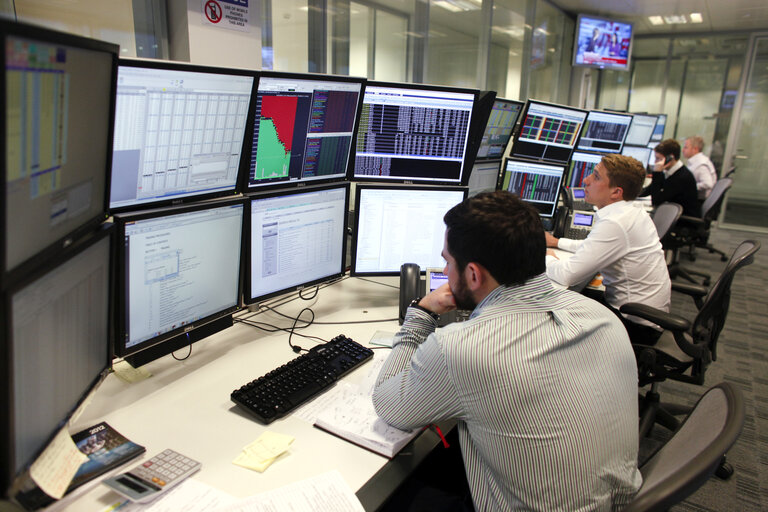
top-left (409, 297), bottom-right (440, 321)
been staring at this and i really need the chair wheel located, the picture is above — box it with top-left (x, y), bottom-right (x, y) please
top-left (715, 461), bottom-right (734, 480)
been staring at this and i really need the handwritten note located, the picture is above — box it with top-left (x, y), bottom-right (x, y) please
top-left (29, 427), bottom-right (89, 499)
top-left (112, 359), bottom-right (152, 383)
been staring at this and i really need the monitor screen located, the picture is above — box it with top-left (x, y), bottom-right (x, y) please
top-left (576, 110), bottom-right (632, 153)
top-left (2, 22), bottom-right (117, 278)
top-left (247, 183), bottom-right (348, 304)
top-left (566, 151), bottom-right (602, 188)
top-left (109, 60), bottom-right (255, 212)
top-left (572, 14), bottom-right (633, 71)
top-left (624, 114), bottom-right (658, 147)
top-left (511, 100), bottom-right (588, 164)
top-left (475, 99), bottom-right (524, 161)
top-left (351, 185), bottom-right (467, 275)
top-left (1, 227), bottom-right (112, 490)
top-left (467, 161), bottom-right (501, 196)
top-left (501, 158), bottom-right (565, 218)
top-left (246, 72), bottom-right (365, 190)
top-left (649, 113), bottom-right (667, 142)
top-left (621, 145), bottom-right (653, 169)
top-left (353, 82), bottom-right (478, 185)
top-left (116, 200), bottom-right (244, 360)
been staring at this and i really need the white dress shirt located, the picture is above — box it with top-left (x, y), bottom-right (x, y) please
top-left (687, 151), bottom-right (717, 199)
top-left (546, 200), bottom-right (671, 327)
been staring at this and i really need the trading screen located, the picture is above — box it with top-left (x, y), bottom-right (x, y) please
top-left (567, 151), bottom-right (602, 188)
top-left (475, 99), bottom-right (523, 160)
top-left (248, 76), bottom-right (362, 188)
top-left (576, 110), bottom-right (632, 153)
top-left (502, 159), bottom-right (566, 217)
top-left (353, 85), bottom-right (475, 184)
top-left (623, 114), bottom-right (658, 147)
top-left (650, 114), bottom-right (667, 142)
top-left (512, 101), bottom-right (588, 164)
top-left (110, 64), bottom-right (254, 210)
top-left (621, 145), bottom-right (653, 169)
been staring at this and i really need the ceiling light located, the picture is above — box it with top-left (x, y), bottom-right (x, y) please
top-left (663, 15), bottom-right (688, 24)
top-left (648, 16), bottom-right (664, 25)
top-left (690, 13), bottom-right (703, 23)
top-left (432, 0), bottom-right (481, 12)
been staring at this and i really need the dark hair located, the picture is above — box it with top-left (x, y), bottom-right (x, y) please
top-left (601, 153), bottom-right (646, 201)
top-left (654, 139), bottom-right (681, 161)
top-left (443, 191), bottom-right (545, 286)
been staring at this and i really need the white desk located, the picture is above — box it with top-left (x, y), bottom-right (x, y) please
top-left (46, 276), bottom-right (446, 511)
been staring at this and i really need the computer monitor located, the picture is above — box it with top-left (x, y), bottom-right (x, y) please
top-left (501, 158), bottom-right (566, 218)
top-left (1, 226), bottom-right (113, 495)
top-left (566, 151), bottom-right (602, 188)
top-left (246, 183), bottom-right (348, 304)
top-left (621, 145), bottom-right (653, 170)
top-left (115, 199), bottom-right (244, 366)
top-left (467, 161), bottom-right (501, 196)
top-left (576, 110), bottom-right (633, 153)
top-left (351, 185), bottom-right (467, 276)
top-left (246, 71), bottom-right (365, 191)
top-left (649, 113), bottom-right (667, 142)
top-left (109, 60), bottom-right (256, 212)
top-left (475, 98), bottom-right (524, 161)
top-left (352, 81), bottom-right (479, 185)
top-left (510, 100), bottom-right (588, 164)
top-left (624, 113), bottom-right (658, 147)
top-left (1, 20), bottom-right (118, 281)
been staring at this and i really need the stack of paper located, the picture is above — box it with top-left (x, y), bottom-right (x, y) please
top-left (232, 432), bottom-right (294, 472)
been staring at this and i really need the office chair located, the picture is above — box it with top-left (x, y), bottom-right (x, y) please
top-left (667, 178), bottom-right (733, 286)
top-left (624, 382), bottom-right (745, 512)
top-left (651, 202), bottom-right (683, 243)
top-left (620, 240), bottom-right (759, 443)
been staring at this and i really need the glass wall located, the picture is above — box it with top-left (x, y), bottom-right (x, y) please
top-left (488, 0), bottom-right (527, 100)
top-left (527, 0), bottom-right (573, 104)
top-left (426, 1), bottom-right (482, 88)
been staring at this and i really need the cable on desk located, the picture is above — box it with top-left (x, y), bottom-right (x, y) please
top-left (355, 276), bottom-right (400, 290)
top-left (259, 304), bottom-right (397, 325)
top-left (171, 333), bottom-right (193, 361)
top-left (288, 307), bottom-right (316, 353)
top-left (233, 317), bottom-right (329, 344)
top-left (298, 285), bottom-right (320, 300)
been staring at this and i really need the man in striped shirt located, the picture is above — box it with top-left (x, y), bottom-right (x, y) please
top-left (373, 191), bottom-right (641, 511)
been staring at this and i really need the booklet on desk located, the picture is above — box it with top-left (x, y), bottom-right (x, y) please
top-left (313, 381), bottom-right (419, 458)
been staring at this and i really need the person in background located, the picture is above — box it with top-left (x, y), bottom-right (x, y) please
top-left (683, 135), bottom-right (718, 201)
top-left (640, 138), bottom-right (700, 217)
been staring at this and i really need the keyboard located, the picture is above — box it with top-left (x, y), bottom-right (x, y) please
top-left (231, 334), bottom-right (374, 424)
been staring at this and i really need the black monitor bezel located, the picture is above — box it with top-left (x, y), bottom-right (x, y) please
top-left (108, 58), bottom-right (259, 215)
top-left (243, 70), bottom-right (366, 193)
top-left (649, 113), bottom-right (667, 142)
top-left (113, 197), bottom-right (246, 360)
top-left (509, 99), bottom-right (589, 166)
top-left (0, 223), bottom-right (114, 495)
top-left (1, 20), bottom-right (119, 288)
top-left (474, 97), bottom-right (525, 163)
top-left (350, 183), bottom-right (468, 277)
top-left (244, 182), bottom-right (350, 306)
top-left (576, 109), bottom-right (634, 154)
top-left (350, 80), bottom-right (481, 187)
top-left (501, 157), bottom-right (567, 218)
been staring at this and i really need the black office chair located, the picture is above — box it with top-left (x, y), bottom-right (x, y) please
top-left (651, 202), bottom-right (683, 244)
top-left (624, 382), bottom-right (745, 512)
top-left (667, 178), bottom-right (733, 285)
top-left (620, 240), bottom-right (759, 442)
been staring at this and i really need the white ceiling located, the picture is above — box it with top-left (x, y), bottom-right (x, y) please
top-left (549, 0), bottom-right (768, 34)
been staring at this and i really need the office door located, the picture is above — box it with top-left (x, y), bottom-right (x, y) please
top-left (722, 34), bottom-right (768, 229)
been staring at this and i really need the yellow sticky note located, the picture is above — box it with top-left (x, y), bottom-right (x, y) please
top-left (112, 359), bottom-right (152, 383)
top-left (233, 431), bottom-right (295, 472)
top-left (30, 427), bottom-right (89, 499)
top-left (232, 451), bottom-right (276, 473)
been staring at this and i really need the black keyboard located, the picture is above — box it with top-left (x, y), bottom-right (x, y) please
top-left (231, 335), bottom-right (374, 424)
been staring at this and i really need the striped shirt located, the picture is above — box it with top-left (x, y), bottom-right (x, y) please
top-left (373, 274), bottom-right (642, 511)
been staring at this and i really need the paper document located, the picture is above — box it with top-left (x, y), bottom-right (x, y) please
top-left (118, 478), bottom-right (237, 512)
top-left (29, 426), bottom-right (89, 499)
top-left (212, 470), bottom-right (364, 512)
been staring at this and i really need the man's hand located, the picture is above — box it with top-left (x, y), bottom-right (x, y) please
top-left (417, 283), bottom-right (457, 315)
top-left (546, 249), bottom-right (559, 259)
top-left (545, 232), bottom-right (559, 247)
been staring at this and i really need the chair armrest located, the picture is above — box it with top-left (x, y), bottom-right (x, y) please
top-left (619, 303), bottom-right (691, 332)
top-left (677, 215), bottom-right (706, 227)
top-left (671, 281), bottom-right (708, 297)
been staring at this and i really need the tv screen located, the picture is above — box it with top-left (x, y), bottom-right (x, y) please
top-left (475, 99), bottom-right (524, 161)
top-left (246, 183), bottom-right (348, 305)
top-left (2, 21), bottom-right (118, 280)
top-left (353, 82), bottom-right (479, 185)
top-left (246, 72), bottom-right (365, 191)
top-left (510, 100), bottom-right (588, 165)
top-left (501, 158), bottom-right (566, 218)
top-left (109, 60), bottom-right (256, 212)
top-left (572, 15), bottom-right (633, 71)
top-left (351, 185), bottom-right (467, 275)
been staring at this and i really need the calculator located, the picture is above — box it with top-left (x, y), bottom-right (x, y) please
top-left (102, 449), bottom-right (201, 503)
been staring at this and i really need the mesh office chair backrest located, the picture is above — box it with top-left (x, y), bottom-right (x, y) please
top-left (652, 202), bottom-right (683, 241)
top-left (701, 178), bottom-right (732, 222)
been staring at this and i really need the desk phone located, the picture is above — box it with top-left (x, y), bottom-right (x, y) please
top-left (567, 187), bottom-right (592, 212)
top-left (564, 211), bottom-right (595, 240)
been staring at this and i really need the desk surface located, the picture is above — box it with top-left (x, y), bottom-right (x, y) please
top-left (48, 276), bottom-right (443, 511)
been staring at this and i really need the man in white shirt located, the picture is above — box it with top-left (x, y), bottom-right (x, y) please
top-left (546, 153), bottom-right (671, 344)
top-left (683, 135), bottom-right (718, 201)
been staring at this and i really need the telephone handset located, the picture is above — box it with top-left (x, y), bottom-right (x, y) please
top-left (665, 154), bottom-right (673, 164)
top-left (553, 187), bottom-right (592, 238)
top-left (399, 263), bottom-right (422, 324)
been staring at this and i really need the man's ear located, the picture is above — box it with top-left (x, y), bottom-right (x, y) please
top-left (464, 262), bottom-right (485, 291)
top-left (610, 185), bottom-right (625, 201)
